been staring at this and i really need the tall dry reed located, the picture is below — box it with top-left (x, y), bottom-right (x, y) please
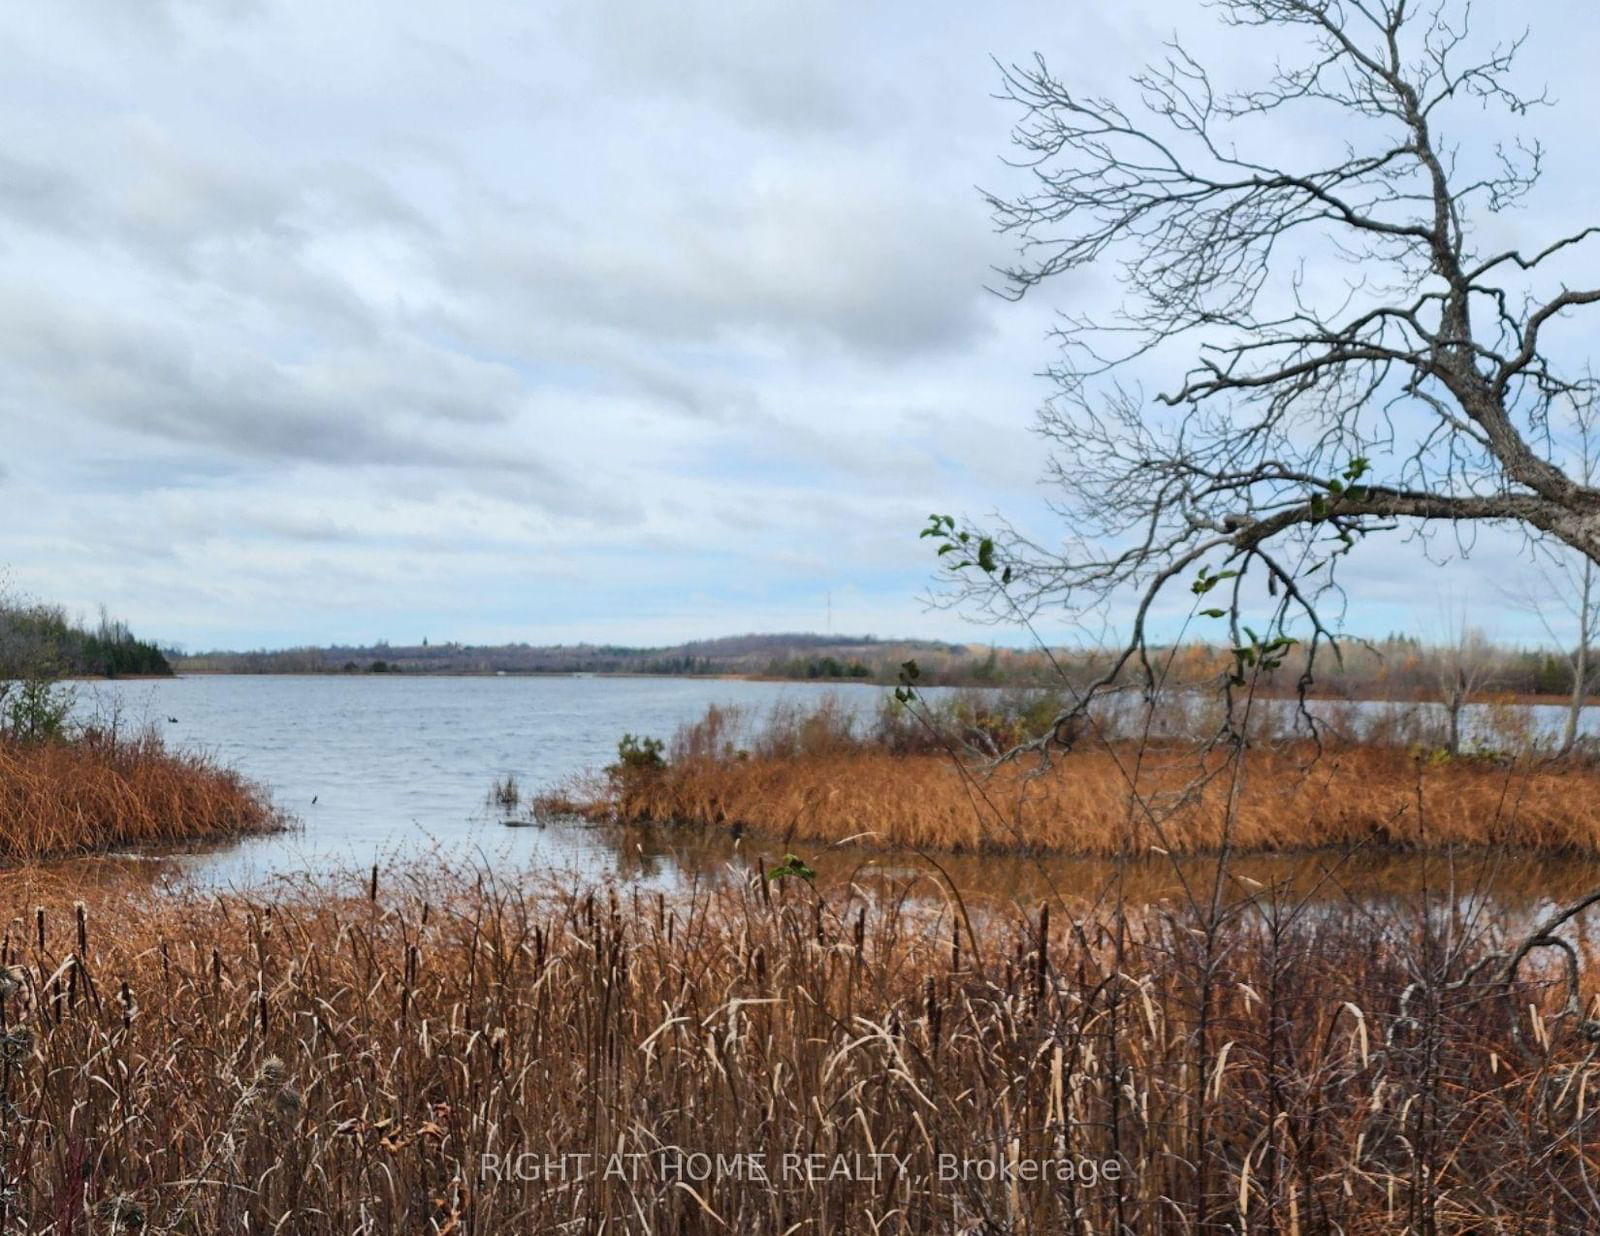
top-left (0, 728), bottom-right (280, 861)
top-left (566, 738), bottom-right (1600, 856)
top-left (0, 864), bottom-right (1593, 1231)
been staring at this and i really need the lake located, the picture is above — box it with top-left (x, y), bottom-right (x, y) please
top-left (76, 674), bottom-right (903, 888)
top-left (69, 674), bottom-right (1600, 913)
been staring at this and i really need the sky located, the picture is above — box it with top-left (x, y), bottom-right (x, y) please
top-left (1, 0), bottom-right (1598, 653)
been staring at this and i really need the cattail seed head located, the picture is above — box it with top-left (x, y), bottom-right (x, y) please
top-left (94, 1194), bottom-right (146, 1230)
top-left (0, 1027), bottom-right (33, 1061)
top-left (273, 1085), bottom-right (304, 1119)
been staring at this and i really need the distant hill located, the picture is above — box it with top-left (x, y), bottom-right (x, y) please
top-left (172, 632), bottom-right (1041, 685)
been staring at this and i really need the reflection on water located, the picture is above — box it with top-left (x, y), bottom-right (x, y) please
top-left (594, 818), bottom-right (1600, 916)
top-left (56, 674), bottom-right (1600, 917)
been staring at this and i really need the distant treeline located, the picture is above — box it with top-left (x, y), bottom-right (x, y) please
top-left (170, 628), bottom-right (1593, 700)
top-left (174, 633), bottom-right (955, 680)
top-left (0, 603), bottom-right (172, 678)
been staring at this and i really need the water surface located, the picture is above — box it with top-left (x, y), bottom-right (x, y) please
top-left (72, 675), bottom-right (1600, 915)
top-left (80, 674), bottom-right (892, 888)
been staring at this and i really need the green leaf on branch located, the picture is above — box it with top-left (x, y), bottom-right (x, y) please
top-left (767, 854), bottom-right (816, 884)
top-left (1191, 567), bottom-right (1238, 596)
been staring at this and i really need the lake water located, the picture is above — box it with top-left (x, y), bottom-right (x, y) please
top-left (69, 674), bottom-right (1600, 913)
top-left (77, 674), bottom-right (902, 889)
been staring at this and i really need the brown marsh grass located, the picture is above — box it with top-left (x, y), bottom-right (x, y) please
top-left (0, 864), bottom-right (1597, 1231)
top-left (563, 737), bottom-right (1600, 857)
top-left (0, 728), bottom-right (280, 862)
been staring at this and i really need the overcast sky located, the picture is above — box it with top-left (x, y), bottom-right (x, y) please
top-left (2, 0), bottom-right (1597, 652)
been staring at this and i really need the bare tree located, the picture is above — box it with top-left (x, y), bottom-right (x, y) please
top-left (1431, 619), bottom-right (1500, 756)
top-left (958, 0), bottom-right (1600, 741)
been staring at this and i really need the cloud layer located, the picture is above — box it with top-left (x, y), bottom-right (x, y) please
top-left (1, 0), bottom-right (1594, 650)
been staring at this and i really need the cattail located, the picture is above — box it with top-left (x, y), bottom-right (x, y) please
top-left (244, 1055), bottom-right (303, 1125)
top-left (0, 1027), bottom-right (32, 1062)
top-left (273, 1084), bottom-right (304, 1121)
top-left (1035, 902), bottom-right (1050, 1006)
top-left (94, 1194), bottom-right (146, 1231)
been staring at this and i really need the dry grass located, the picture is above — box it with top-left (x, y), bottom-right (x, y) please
top-left (0, 729), bottom-right (281, 861)
top-left (563, 740), bottom-right (1600, 856)
top-left (0, 864), bottom-right (1594, 1231)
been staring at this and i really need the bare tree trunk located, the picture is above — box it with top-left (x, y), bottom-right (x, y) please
top-left (1447, 675), bottom-right (1464, 758)
top-left (1564, 560), bottom-right (1595, 756)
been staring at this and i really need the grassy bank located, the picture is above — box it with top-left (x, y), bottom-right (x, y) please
top-left (0, 728), bottom-right (280, 861)
top-left (544, 697), bottom-right (1600, 856)
top-left (0, 865), bottom-right (1591, 1231)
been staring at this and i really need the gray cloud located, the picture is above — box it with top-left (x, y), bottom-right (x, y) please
top-left (0, 296), bottom-right (503, 466)
top-left (555, 0), bottom-right (875, 135)
top-left (0, 152), bottom-right (85, 236)
top-left (391, 127), bottom-right (1006, 377)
